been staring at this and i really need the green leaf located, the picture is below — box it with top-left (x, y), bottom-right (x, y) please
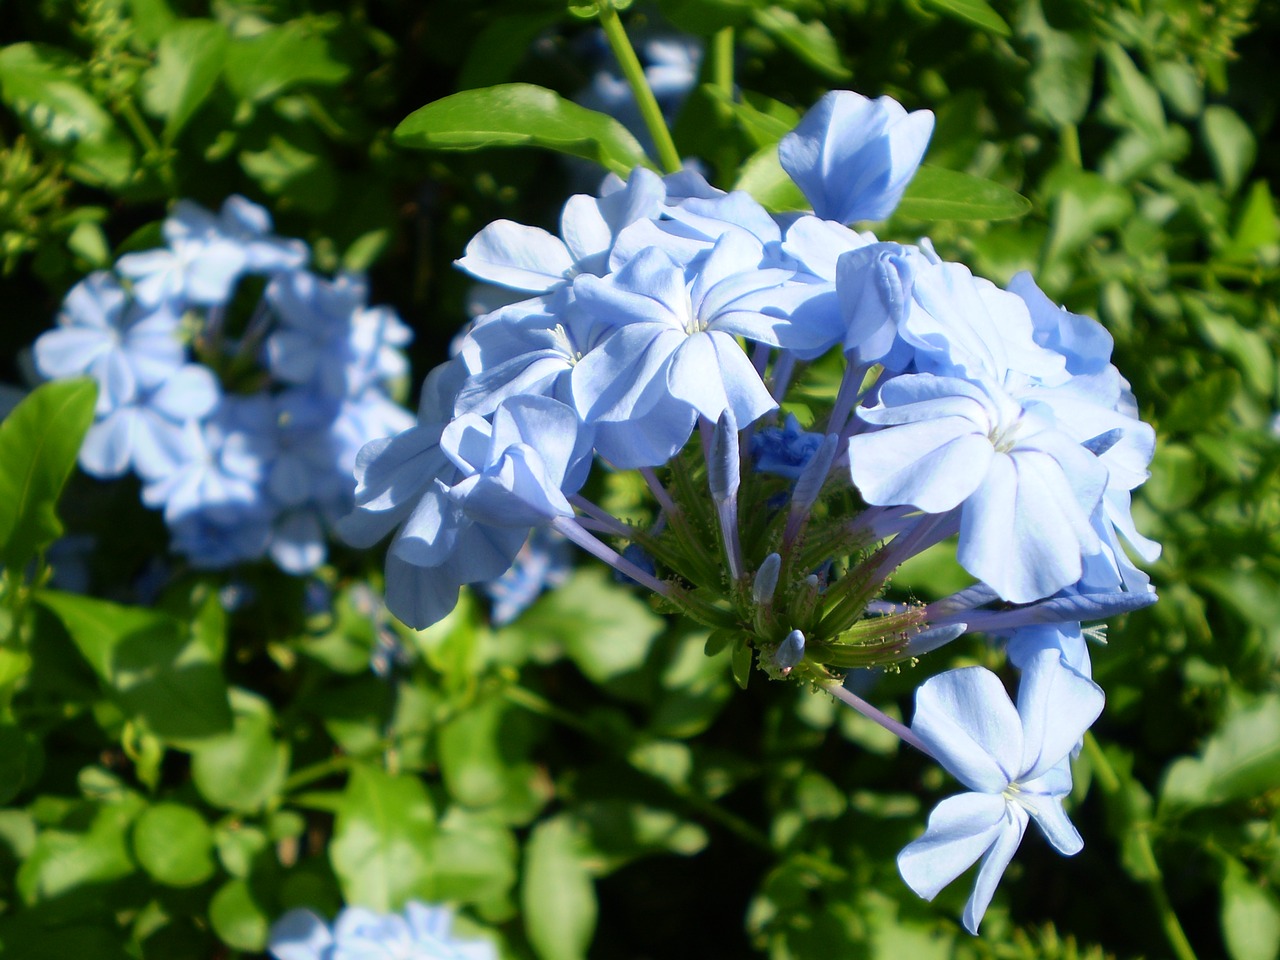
top-left (189, 688), bottom-right (289, 812)
top-left (126, 0), bottom-right (178, 45)
top-left (239, 134), bottom-right (337, 211)
top-left (36, 590), bottom-right (233, 742)
top-left (1102, 43), bottom-right (1166, 137)
top-left (1022, 0), bottom-right (1094, 127)
top-left (224, 20), bottom-right (350, 103)
top-left (1202, 105), bottom-right (1256, 196)
top-left (1222, 857), bottom-right (1280, 960)
top-left (425, 808), bottom-right (518, 907)
top-left (519, 568), bottom-right (662, 698)
top-left (140, 20), bottom-right (228, 143)
top-left (919, 0), bottom-right (1011, 36)
top-left (209, 878), bottom-right (269, 952)
top-left (1223, 181), bottom-right (1280, 263)
top-left (438, 695), bottom-right (548, 822)
top-left (17, 795), bottom-right (143, 903)
top-left (0, 725), bottom-right (31, 805)
top-left (457, 12), bottom-right (561, 91)
top-left (132, 803), bottom-right (216, 887)
top-left (331, 765), bottom-right (437, 912)
top-left (1042, 168), bottom-right (1135, 262)
top-left (895, 166), bottom-right (1032, 221)
top-left (1161, 695), bottom-right (1280, 811)
top-left (703, 88), bottom-right (798, 149)
top-left (522, 816), bottom-right (598, 960)
top-left (750, 8), bottom-right (851, 81)
top-left (0, 44), bottom-right (136, 189)
top-left (0, 378), bottom-right (97, 571)
top-left (395, 84), bottom-right (652, 177)
top-left (733, 143), bottom-right (808, 213)
top-left (0, 44), bottom-right (114, 144)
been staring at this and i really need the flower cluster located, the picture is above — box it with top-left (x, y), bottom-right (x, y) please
top-left (32, 197), bottom-right (413, 573)
top-left (269, 902), bottom-right (495, 960)
top-left (341, 89), bottom-right (1159, 929)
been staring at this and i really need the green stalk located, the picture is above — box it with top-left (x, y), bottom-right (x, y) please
top-left (711, 27), bottom-right (735, 97)
top-left (1060, 123), bottom-right (1083, 168)
top-left (596, 2), bottom-right (683, 174)
top-left (1083, 733), bottom-right (1199, 960)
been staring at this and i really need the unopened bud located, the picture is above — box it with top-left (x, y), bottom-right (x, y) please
top-left (773, 629), bottom-right (806, 675)
top-left (791, 432), bottom-right (838, 513)
top-left (752, 553), bottom-right (782, 604)
top-left (708, 409), bottom-right (740, 502)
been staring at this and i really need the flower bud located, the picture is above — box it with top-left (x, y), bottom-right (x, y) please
top-left (752, 553), bottom-right (782, 604)
top-left (772, 629), bottom-right (806, 675)
top-left (708, 409), bottom-right (740, 503)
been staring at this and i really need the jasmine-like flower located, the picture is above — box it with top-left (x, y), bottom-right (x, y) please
top-left (117, 196), bottom-right (306, 309)
top-left (33, 272), bottom-right (185, 415)
top-left (268, 901), bottom-right (495, 960)
top-left (897, 649), bottom-right (1104, 933)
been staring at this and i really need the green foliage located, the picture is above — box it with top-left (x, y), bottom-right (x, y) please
top-left (0, 379), bottom-right (96, 573)
top-left (0, 0), bottom-right (1276, 958)
top-left (395, 83), bottom-right (653, 176)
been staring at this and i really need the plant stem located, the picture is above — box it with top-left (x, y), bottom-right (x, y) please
top-left (711, 27), bottom-right (735, 97)
top-left (1083, 733), bottom-right (1199, 960)
top-left (596, 2), bottom-right (683, 174)
top-left (1060, 123), bottom-right (1083, 168)
top-left (823, 680), bottom-right (930, 755)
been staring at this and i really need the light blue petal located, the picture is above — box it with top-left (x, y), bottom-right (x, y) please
top-left (570, 323), bottom-right (680, 423)
top-left (270, 509), bottom-right (327, 574)
top-left (1018, 788), bottom-right (1083, 856)
top-left (267, 907), bottom-right (333, 960)
top-left (80, 408), bottom-right (137, 478)
top-left (456, 220), bottom-right (574, 293)
top-left (392, 485), bottom-right (467, 567)
top-left (848, 417), bottom-right (992, 514)
top-left (149, 364), bottom-right (221, 420)
top-left (897, 791), bottom-right (1007, 900)
top-left (34, 327), bottom-right (112, 381)
top-left (384, 553), bottom-right (463, 630)
top-left (962, 803), bottom-right (1028, 934)
top-left (912, 665), bottom-right (1022, 792)
top-left (1015, 648), bottom-right (1104, 780)
top-left (905, 261), bottom-right (1067, 385)
top-left (592, 406), bottom-right (695, 469)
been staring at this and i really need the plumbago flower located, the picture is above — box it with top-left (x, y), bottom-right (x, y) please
top-left (342, 86), bottom-right (1160, 928)
top-left (30, 195), bottom-right (413, 575)
top-left (898, 649), bottom-right (1104, 933)
top-left (268, 902), bottom-right (495, 960)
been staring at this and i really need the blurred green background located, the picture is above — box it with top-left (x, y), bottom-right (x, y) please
top-left (0, 1), bottom-right (1277, 958)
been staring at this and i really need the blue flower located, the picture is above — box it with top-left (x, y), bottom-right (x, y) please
top-left (117, 196), bottom-right (307, 309)
top-left (33, 272), bottom-right (185, 414)
top-left (268, 902), bottom-right (496, 960)
top-left (79, 363), bottom-right (221, 480)
top-left (897, 649), bottom-right (1104, 933)
top-left (849, 371), bottom-right (1109, 603)
top-left (265, 271), bottom-right (412, 399)
top-left (343, 388), bottom-right (591, 629)
top-left (751, 413), bottom-right (826, 480)
top-left (456, 168), bottom-right (666, 294)
top-left (779, 90), bottom-right (935, 224)
top-left (569, 235), bottom-right (791, 440)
